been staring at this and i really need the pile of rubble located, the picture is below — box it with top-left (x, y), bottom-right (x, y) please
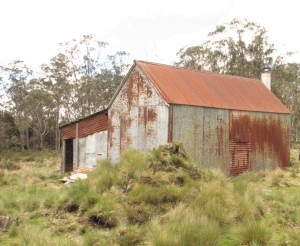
top-left (59, 166), bottom-right (93, 185)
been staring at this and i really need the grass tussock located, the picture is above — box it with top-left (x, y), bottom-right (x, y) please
top-left (232, 220), bottom-right (272, 245)
top-left (147, 204), bottom-right (221, 246)
top-left (0, 143), bottom-right (299, 245)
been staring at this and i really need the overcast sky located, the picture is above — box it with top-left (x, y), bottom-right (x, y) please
top-left (0, 0), bottom-right (299, 70)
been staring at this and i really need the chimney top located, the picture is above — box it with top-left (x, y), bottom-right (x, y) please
top-left (262, 66), bottom-right (271, 73)
top-left (261, 67), bottom-right (271, 90)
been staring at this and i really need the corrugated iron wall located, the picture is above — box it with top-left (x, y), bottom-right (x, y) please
top-left (108, 67), bottom-right (169, 162)
top-left (172, 105), bottom-right (290, 174)
top-left (172, 105), bottom-right (231, 174)
top-left (78, 113), bottom-right (108, 138)
top-left (61, 123), bottom-right (76, 140)
top-left (230, 111), bottom-right (290, 172)
top-left (61, 112), bottom-right (108, 140)
top-left (78, 131), bottom-right (108, 167)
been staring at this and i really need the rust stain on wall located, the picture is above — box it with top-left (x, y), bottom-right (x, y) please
top-left (108, 110), bottom-right (114, 148)
top-left (230, 111), bottom-right (289, 170)
top-left (148, 108), bottom-right (157, 122)
top-left (216, 117), bottom-right (224, 157)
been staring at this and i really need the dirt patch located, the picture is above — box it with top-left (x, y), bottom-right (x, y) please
top-left (89, 214), bottom-right (117, 229)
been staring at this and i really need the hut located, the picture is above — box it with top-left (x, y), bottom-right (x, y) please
top-left (61, 60), bottom-right (290, 175)
top-left (60, 109), bottom-right (108, 172)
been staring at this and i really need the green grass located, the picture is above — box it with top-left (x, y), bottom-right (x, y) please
top-left (0, 144), bottom-right (299, 245)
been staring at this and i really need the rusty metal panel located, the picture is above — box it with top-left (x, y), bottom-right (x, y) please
top-left (202, 108), bottom-right (230, 173)
top-left (172, 105), bottom-right (204, 162)
top-left (108, 67), bottom-right (169, 162)
top-left (61, 123), bottom-right (76, 140)
top-left (137, 60), bottom-right (290, 114)
top-left (60, 109), bottom-right (108, 140)
top-left (230, 140), bottom-right (251, 176)
top-left (230, 111), bottom-right (290, 172)
top-left (79, 113), bottom-right (108, 138)
top-left (172, 105), bottom-right (230, 174)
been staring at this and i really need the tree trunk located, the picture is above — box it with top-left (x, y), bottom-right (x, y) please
top-left (56, 103), bottom-right (60, 150)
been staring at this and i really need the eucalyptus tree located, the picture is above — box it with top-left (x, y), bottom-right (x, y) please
top-left (272, 63), bottom-right (300, 141)
top-left (43, 34), bottom-right (129, 122)
top-left (176, 19), bottom-right (276, 79)
top-left (1, 60), bottom-right (32, 149)
top-left (41, 53), bottom-right (72, 148)
top-left (57, 35), bottom-right (129, 119)
top-left (21, 83), bottom-right (55, 149)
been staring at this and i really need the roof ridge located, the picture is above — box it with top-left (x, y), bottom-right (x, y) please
top-left (135, 60), bottom-right (261, 82)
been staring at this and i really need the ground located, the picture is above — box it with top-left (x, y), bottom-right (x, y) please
top-left (0, 143), bottom-right (299, 245)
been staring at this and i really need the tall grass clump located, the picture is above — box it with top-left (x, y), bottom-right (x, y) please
top-left (19, 225), bottom-right (77, 246)
top-left (232, 220), bottom-right (272, 245)
top-left (119, 149), bottom-right (149, 180)
top-left (268, 168), bottom-right (286, 186)
top-left (87, 192), bottom-right (119, 228)
top-left (192, 179), bottom-right (235, 225)
top-left (116, 225), bottom-right (143, 246)
top-left (88, 159), bottom-right (120, 193)
top-left (147, 204), bottom-right (221, 246)
top-left (233, 182), bottom-right (265, 221)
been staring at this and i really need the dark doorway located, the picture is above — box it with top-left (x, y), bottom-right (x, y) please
top-left (65, 139), bottom-right (74, 172)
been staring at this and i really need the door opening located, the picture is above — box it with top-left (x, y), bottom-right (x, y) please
top-left (65, 139), bottom-right (74, 172)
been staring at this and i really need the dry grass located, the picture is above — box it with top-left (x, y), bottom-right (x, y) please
top-left (0, 143), bottom-right (300, 245)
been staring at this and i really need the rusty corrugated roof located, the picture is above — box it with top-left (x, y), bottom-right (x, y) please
top-left (136, 61), bottom-right (290, 114)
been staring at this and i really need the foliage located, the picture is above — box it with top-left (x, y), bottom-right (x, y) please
top-left (0, 34), bottom-right (129, 150)
top-left (176, 19), bottom-right (276, 78)
top-left (0, 111), bottom-right (20, 149)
